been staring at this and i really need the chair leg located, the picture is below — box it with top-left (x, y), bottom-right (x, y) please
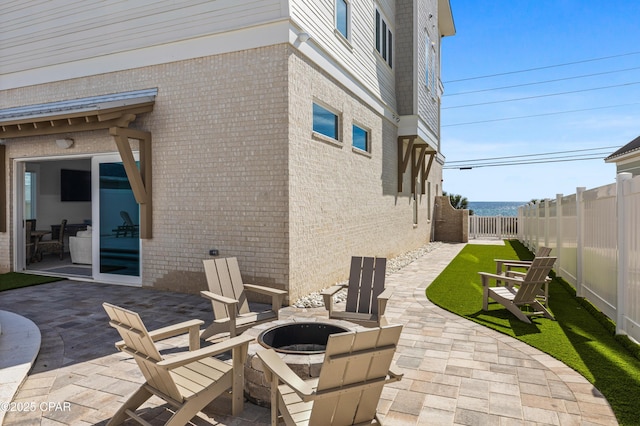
top-left (107, 385), bottom-right (153, 425)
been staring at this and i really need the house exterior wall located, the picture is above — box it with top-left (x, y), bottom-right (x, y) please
top-left (615, 159), bottom-right (640, 176)
top-left (0, 0), bottom-right (452, 301)
top-left (1, 46), bottom-right (291, 294)
top-left (287, 48), bottom-right (437, 300)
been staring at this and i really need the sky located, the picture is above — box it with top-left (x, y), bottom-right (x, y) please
top-left (440, 0), bottom-right (640, 202)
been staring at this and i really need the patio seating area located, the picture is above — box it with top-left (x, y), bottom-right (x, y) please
top-left (0, 242), bottom-right (617, 425)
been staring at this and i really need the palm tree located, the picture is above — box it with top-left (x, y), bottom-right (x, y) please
top-left (443, 191), bottom-right (473, 215)
top-left (443, 191), bottom-right (468, 209)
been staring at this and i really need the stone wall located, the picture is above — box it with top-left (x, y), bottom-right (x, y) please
top-left (434, 195), bottom-right (468, 243)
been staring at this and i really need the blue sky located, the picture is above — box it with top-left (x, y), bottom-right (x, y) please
top-left (440, 0), bottom-right (640, 202)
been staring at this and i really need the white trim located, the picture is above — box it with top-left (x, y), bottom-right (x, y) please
top-left (0, 19), bottom-right (290, 90)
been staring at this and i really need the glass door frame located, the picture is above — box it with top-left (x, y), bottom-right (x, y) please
top-left (92, 153), bottom-right (142, 286)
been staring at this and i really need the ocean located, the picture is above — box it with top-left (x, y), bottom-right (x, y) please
top-left (467, 201), bottom-right (526, 217)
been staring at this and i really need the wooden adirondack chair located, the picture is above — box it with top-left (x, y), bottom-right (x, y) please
top-left (200, 257), bottom-right (287, 340)
top-left (480, 257), bottom-right (557, 324)
top-left (322, 256), bottom-right (391, 327)
top-left (257, 324), bottom-right (404, 426)
top-left (103, 302), bottom-right (253, 425)
top-left (494, 246), bottom-right (553, 306)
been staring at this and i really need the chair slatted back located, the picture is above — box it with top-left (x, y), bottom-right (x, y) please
top-left (309, 324), bottom-right (402, 426)
top-left (103, 303), bottom-right (183, 402)
top-left (536, 246), bottom-right (552, 257)
top-left (345, 257), bottom-right (386, 315)
top-left (203, 258), bottom-right (251, 319)
top-left (513, 257), bottom-right (556, 304)
top-left (58, 219), bottom-right (68, 243)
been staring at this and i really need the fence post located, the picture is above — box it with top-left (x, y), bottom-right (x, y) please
top-left (556, 193), bottom-right (563, 277)
top-left (544, 198), bottom-right (551, 249)
top-left (616, 173), bottom-right (632, 334)
top-left (575, 187), bottom-right (585, 297)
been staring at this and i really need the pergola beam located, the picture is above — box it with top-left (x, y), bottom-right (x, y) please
top-left (109, 127), bottom-right (152, 239)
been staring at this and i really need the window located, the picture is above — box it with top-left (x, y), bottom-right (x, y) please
top-left (426, 33), bottom-right (436, 94)
top-left (313, 103), bottom-right (339, 140)
top-left (376, 9), bottom-right (393, 67)
top-left (336, 0), bottom-right (349, 39)
top-left (352, 124), bottom-right (369, 152)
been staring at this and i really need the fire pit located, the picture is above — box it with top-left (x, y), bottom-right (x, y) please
top-left (243, 319), bottom-right (358, 406)
top-left (258, 322), bottom-right (349, 354)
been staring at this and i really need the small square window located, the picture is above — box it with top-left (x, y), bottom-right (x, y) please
top-left (352, 124), bottom-right (369, 152)
top-left (313, 103), bottom-right (339, 140)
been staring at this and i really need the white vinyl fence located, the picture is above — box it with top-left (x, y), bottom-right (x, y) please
top-left (469, 215), bottom-right (518, 239)
top-left (519, 173), bottom-right (640, 341)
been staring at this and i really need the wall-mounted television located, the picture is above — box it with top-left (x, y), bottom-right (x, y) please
top-left (60, 169), bottom-right (91, 202)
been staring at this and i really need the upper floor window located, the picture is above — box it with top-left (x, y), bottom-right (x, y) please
top-left (426, 33), bottom-right (436, 95)
top-left (313, 103), bottom-right (339, 140)
top-left (375, 9), bottom-right (393, 68)
top-left (336, 0), bottom-right (350, 39)
top-left (352, 124), bottom-right (370, 152)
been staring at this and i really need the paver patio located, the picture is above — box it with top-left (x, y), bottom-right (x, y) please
top-left (0, 242), bottom-right (617, 425)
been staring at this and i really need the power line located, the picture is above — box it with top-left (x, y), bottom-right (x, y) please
top-left (442, 102), bottom-right (640, 127)
top-left (445, 146), bottom-right (619, 165)
top-left (443, 81), bottom-right (640, 109)
top-left (444, 66), bottom-right (640, 97)
top-left (444, 51), bottom-right (640, 83)
top-left (443, 156), bottom-right (608, 169)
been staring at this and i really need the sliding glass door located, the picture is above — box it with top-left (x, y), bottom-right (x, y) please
top-left (92, 154), bottom-right (141, 285)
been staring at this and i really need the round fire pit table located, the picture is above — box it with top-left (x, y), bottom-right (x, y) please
top-left (243, 318), bottom-right (360, 407)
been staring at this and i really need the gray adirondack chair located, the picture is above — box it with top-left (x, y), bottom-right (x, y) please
top-left (103, 302), bottom-right (253, 425)
top-left (480, 256), bottom-right (557, 324)
top-left (257, 324), bottom-right (404, 425)
top-left (322, 256), bottom-right (391, 327)
top-left (200, 257), bottom-right (287, 340)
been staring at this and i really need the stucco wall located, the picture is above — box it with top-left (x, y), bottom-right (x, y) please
top-left (434, 195), bottom-right (468, 243)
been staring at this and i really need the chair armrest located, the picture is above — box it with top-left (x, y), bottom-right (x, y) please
top-left (479, 271), bottom-right (524, 287)
top-left (244, 284), bottom-right (287, 313)
top-left (244, 284), bottom-right (287, 297)
top-left (377, 288), bottom-right (393, 317)
top-left (158, 334), bottom-right (254, 369)
top-left (321, 285), bottom-right (345, 314)
top-left (200, 290), bottom-right (239, 306)
top-left (257, 349), bottom-right (314, 399)
top-left (116, 319), bottom-right (204, 351)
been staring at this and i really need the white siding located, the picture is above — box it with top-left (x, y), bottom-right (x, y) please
top-left (290, 0), bottom-right (396, 109)
top-left (0, 0), bottom-right (287, 74)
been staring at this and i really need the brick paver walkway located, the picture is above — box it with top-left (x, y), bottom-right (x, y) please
top-left (0, 242), bottom-right (617, 425)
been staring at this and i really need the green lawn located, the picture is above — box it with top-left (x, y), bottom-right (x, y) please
top-left (426, 240), bottom-right (640, 425)
top-left (0, 272), bottom-right (62, 292)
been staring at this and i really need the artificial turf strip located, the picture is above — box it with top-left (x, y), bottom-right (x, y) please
top-left (426, 241), bottom-right (640, 425)
top-left (0, 272), bottom-right (62, 292)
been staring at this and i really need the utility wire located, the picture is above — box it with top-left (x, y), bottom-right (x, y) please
top-left (442, 102), bottom-right (640, 127)
top-left (443, 81), bottom-right (640, 109)
top-left (443, 156), bottom-right (608, 169)
top-left (445, 146), bottom-right (619, 165)
top-left (444, 66), bottom-right (640, 97)
top-left (444, 51), bottom-right (640, 83)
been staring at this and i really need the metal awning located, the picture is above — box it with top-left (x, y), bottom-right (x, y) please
top-left (0, 88), bottom-right (157, 138)
top-left (0, 88), bottom-right (156, 237)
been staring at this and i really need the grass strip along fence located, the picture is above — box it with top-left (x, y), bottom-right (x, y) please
top-left (426, 240), bottom-right (640, 425)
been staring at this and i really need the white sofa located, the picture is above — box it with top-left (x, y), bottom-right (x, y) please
top-left (69, 226), bottom-right (92, 265)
